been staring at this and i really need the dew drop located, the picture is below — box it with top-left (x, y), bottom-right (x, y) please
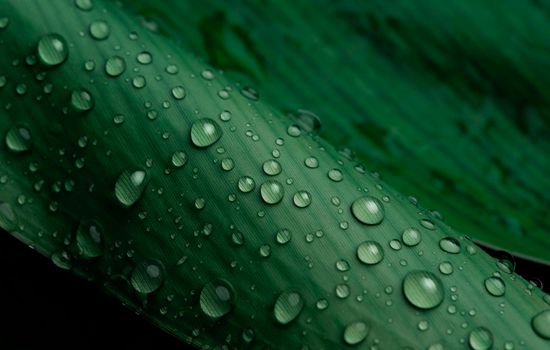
top-left (293, 191), bottom-right (312, 208)
top-left (482, 276), bottom-right (505, 297)
top-left (136, 51), bottom-right (152, 65)
top-left (356, 241), bottom-right (384, 265)
top-left (237, 176), bottom-right (255, 193)
top-left (171, 86), bottom-right (186, 100)
top-left (274, 291), bottom-right (304, 325)
top-left (51, 251), bottom-right (72, 270)
top-left (262, 159), bottom-right (282, 176)
top-left (231, 231), bottom-right (244, 246)
top-left (75, 0), bottom-right (93, 11)
top-left (351, 196), bottom-right (384, 225)
top-left (171, 151), bottom-right (188, 168)
top-left (532, 310), bottom-right (550, 339)
top-left (219, 110), bottom-right (232, 122)
top-left (240, 86), bottom-right (259, 101)
top-left (5, 124), bottom-right (32, 153)
top-left (335, 284), bottom-right (350, 299)
top-left (131, 259), bottom-right (165, 294)
top-left (402, 271), bottom-right (444, 310)
top-left (89, 20), bottom-right (110, 40)
top-left (287, 125), bottom-right (301, 137)
top-left (260, 180), bottom-right (284, 204)
top-left (438, 261), bottom-right (454, 275)
top-left (105, 56), bottom-right (126, 77)
top-left (316, 298), bottom-right (328, 310)
top-left (190, 118), bottom-right (223, 148)
top-left (328, 169), bottom-right (343, 182)
top-left (132, 75), bottom-right (146, 89)
top-left (200, 279), bottom-right (236, 318)
top-left (439, 237), bottom-right (461, 254)
top-left (336, 259), bottom-right (350, 272)
top-left (114, 169), bottom-right (148, 207)
top-left (420, 218), bottom-right (436, 230)
top-left (401, 228), bottom-right (422, 247)
top-left (70, 89), bottom-right (94, 112)
top-left (342, 321), bottom-right (369, 346)
top-left (468, 327), bottom-right (494, 350)
top-left (37, 33), bottom-right (68, 66)
top-left (76, 220), bottom-right (103, 258)
top-left (304, 156), bottom-right (319, 168)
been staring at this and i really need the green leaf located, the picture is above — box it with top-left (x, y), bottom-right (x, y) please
top-left (119, 0), bottom-right (550, 262)
top-left (0, 0), bottom-right (549, 349)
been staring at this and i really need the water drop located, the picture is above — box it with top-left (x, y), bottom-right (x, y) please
top-left (293, 191), bottom-right (311, 208)
top-left (71, 89), bottom-right (94, 112)
top-left (51, 251), bottom-right (72, 270)
top-left (532, 310), bottom-right (550, 339)
top-left (316, 298), bottom-right (328, 310)
top-left (171, 86), bottom-right (186, 100)
top-left (219, 110), bottom-right (232, 122)
top-left (335, 284), bottom-right (350, 298)
top-left (402, 271), bottom-right (444, 310)
top-left (137, 51), bottom-right (152, 65)
top-left (328, 169), bottom-right (343, 182)
top-left (260, 180), bottom-right (284, 204)
top-left (237, 176), bottom-right (255, 193)
top-left (420, 218), bottom-right (436, 230)
top-left (304, 156), bottom-right (319, 168)
top-left (357, 241), bottom-right (384, 265)
top-left (274, 291), bottom-right (304, 325)
top-left (263, 159), bottom-right (282, 176)
top-left (37, 33), bottom-right (68, 66)
top-left (5, 124), bottom-right (32, 153)
top-left (114, 169), bottom-right (148, 207)
top-left (342, 321), bottom-right (369, 345)
top-left (401, 228), bottom-right (422, 247)
top-left (287, 125), bottom-right (301, 137)
top-left (438, 261), bottom-right (454, 275)
top-left (259, 244), bottom-right (271, 258)
top-left (336, 259), bottom-right (350, 272)
top-left (190, 118), bottom-right (223, 148)
top-left (231, 231), bottom-right (244, 246)
top-left (240, 86), bottom-right (259, 101)
top-left (76, 220), bottom-right (103, 258)
top-left (439, 237), bottom-right (461, 254)
top-left (291, 109), bottom-right (321, 132)
top-left (276, 229), bottom-right (292, 244)
top-left (351, 196), bottom-right (384, 225)
top-left (171, 151), bottom-right (188, 168)
top-left (483, 276), bottom-right (505, 297)
top-left (89, 20), bottom-right (110, 40)
top-left (131, 259), bottom-right (165, 294)
top-left (132, 75), bottom-right (146, 89)
top-left (200, 279), bottom-right (235, 318)
top-left (105, 56), bottom-right (126, 77)
top-left (75, 0), bottom-right (93, 11)
top-left (201, 69), bottom-right (214, 80)
top-left (468, 327), bottom-right (494, 350)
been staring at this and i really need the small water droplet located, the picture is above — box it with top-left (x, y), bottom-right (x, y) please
top-left (200, 279), bottom-right (235, 318)
top-left (328, 169), bottom-right (343, 182)
top-left (136, 51), bottom-right (152, 65)
top-left (89, 20), bottom-right (110, 40)
top-left (263, 159), bottom-right (282, 176)
top-left (287, 125), bottom-right (301, 137)
top-left (190, 118), bottom-right (223, 148)
top-left (351, 196), bottom-right (384, 225)
top-left (357, 241), bottom-right (384, 265)
top-left (201, 69), bottom-right (214, 80)
top-left (75, 0), bottom-right (93, 11)
top-left (484, 276), bottom-right (506, 297)
top-left (401, 228), bottom-right (422, 247)
top-left (71, 89), bottom-right (94, 112)
top-left (274, 291), bottom-right (304, 325)
top-left (240, 86), bottom-right (259, 101)
top-left (276, 229), bottom-right (292, 244)
top-left (259, 244), bottom-right (271, 258)
top-left (468, 327), bottom-right (494, 350)
top-left (260, 180), bottom-right (284, 204)
top-left (105, 56), bottom-right (126, 77)
top-left (114, 169), bottom-right (148, 207)
top-left (342, 321), bottom-right (369, 345)
top-left (132, 75), bottom-right (146, 89)
top-left (402, 271), bottom-right (444, 310)
top-left (219, 110), bottom-right (232, 122)
top-left (532, 310), bottom-right (550, 339)
top-left (238, 176), bottom-right (255, 193)
top-left (5, 124), bottom-right (32, 153)
top-left (336, 259), bottom-right (350, 272)
top-left (438, 261), bottom-right (454, 275)
top-left (420, 218), bottom-right (436, 230)
top-left (316, 298), bottom-right (328, 310)
top-left (37, 33), bottom-right (68, 66)
top-left (76, 220), bottom-right (103, 258)
top-left (171, 151), bottom-right (188, 168)
top-left (439, 237), bottom-right (461, 254)
top-left (131, 259), bottom-right (165, 294)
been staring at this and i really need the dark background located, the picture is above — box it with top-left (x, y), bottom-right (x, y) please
top-left (0, 231), bottom-right (547, 348)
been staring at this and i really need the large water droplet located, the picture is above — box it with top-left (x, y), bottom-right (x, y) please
top-left (351, 196), bottom-right (384, 225)
top-left (293, 191), bottom-right (311, 208)
top-left (37, 33), bottom-right (68, 66)
top-left (260, 180), bottom-right (284, 204)
top-left (0, 201), bottom-right (16, 231)
top-left (200, 279), bottom-right (235, 318)
top-left (71, 89), bottom-right (94, 112)
top-left (401, 228), bottom-right (422, 247)
top-left (114, 169), bottom-right (148, 207)
top-left (273, 291), bottom-right (304, 325)
top-left (5, 124), bottom-right (32, 153)
top-left (76, 220), bottom-right (103, 258)
top-left (131, 259), bottom-right (164, 294)
top-left (105, 56), bottom-right (126, 77)
top-left (357, 241), bottom-right (384, 265)
top-left (171, 86), bottom-right (186, 100)
top-left (190, 118), bottom-right (222, 148)
top-left (468, 327), bottom-right (494, 350)
top-left (89, 20), bottom-right (110, 40)
top-left (484, 276), bottom-right (505, 297)
top-left (532, 310), bottom-right (550, 339)
top-left (402, 271), bottom-right (444, 309)
top-left (263, 159), bottom-right (282, 176)
top-left (439, 237), bottom-right (461, 254)
top-left (276, 229), bottom-right (292, 244)
top-left (342, 321), bottom-right (369, 346)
